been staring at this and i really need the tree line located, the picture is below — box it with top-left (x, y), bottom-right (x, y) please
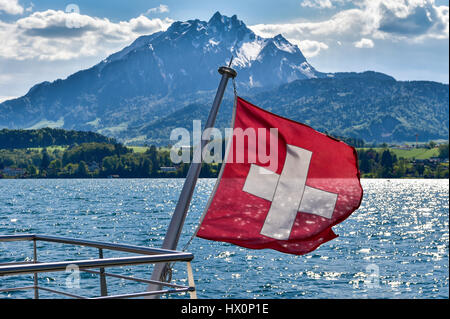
top-left (0, 142), bottom-right (220, 178)
top-left (357, 144), bottom-right (449, 178)
top-left (0, 141), bottom-right (448, 179)
top-left (0, 128), bottom-right (116, 149)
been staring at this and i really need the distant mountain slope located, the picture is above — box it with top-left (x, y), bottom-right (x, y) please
top-left (138, 72), bottom-right (449, 145)
top-left (251, 72), bottom-right (449, 143)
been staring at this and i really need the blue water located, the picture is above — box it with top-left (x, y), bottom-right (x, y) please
top-left (0, 179), bottom-right (448, 299)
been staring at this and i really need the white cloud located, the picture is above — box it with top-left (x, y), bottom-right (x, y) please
top-left (301, 0), bottom-right (334, 9)
top-left (251, 9), bottom-right (371, 42)
top-left (25, 3), bottom-right (34, 13)
top-left (0, 0), bottom-right (23, 15)
top-left (300, 0), bottom-right (354, 9)
top-left (354, 38), bottom-right (374, 48)
top-left (289, 39), bottom-right (329, 57)
top-left (0, 95), bottom-right (17, 103)
top-left (145, 4), bottom-right (169, 15)
top-left (251, 0), bottom-right (448, 53)
top-left (0, 10), bottom-right (173, 61)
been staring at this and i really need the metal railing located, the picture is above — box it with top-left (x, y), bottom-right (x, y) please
top-left (0, 234), bottom-right (197, 299)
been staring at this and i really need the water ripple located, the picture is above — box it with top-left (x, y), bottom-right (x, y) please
top-left (0, 178), bottom-right (448, 299)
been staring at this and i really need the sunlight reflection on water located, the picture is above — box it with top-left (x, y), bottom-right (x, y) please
top-left (0, 178), bottom-right (448, 299)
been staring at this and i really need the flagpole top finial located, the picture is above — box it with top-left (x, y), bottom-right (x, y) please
top-left (218, 66), bottom-right (237, 79)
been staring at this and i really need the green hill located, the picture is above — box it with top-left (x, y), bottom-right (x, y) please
top-left (133, 72), bottom-right (448, 146)
top-left (0, 128), bottom-right (117, 149)
top-left (250, 72), bottom-right (449, 144)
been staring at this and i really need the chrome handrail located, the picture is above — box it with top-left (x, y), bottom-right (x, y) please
top-left (0, 234), bottom-right (187, 255)
top-left (0, 234), bottom-right (197, 299)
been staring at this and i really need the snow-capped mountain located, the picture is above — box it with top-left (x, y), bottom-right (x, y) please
top-left (98, 11), bottom-right (322, 90)
top-left (0, 12), bottom-right (322, 139)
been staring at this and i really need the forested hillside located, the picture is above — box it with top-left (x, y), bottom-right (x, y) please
top-left (0, 128), bottom-right (116, 149)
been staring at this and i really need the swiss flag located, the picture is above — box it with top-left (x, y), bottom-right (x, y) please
top-left (196, 97), bottom-right (363, 255)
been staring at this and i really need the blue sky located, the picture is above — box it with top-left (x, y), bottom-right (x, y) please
top-left (0, 0), bottom-right (448, 101)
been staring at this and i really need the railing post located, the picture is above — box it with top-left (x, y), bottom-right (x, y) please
top-left (32, 238), bottom-right (39, 299)
top-left (98, 248), bottom-right (108, 297)
top-left (186, 262), bottom-right (197, 299)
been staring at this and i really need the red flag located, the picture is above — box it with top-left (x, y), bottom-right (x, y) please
top-left (196, 97), bottom-right (363, 255)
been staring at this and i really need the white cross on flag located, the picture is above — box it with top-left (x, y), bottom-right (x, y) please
top-left (196, 97), bottom-right (363, 255)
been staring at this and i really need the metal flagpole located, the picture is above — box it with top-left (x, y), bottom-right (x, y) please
top-left (147, 64), bottom-right (237, 295)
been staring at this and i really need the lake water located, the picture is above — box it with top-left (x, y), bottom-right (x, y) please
top-left (0, 179), bottom-right (448, 299)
